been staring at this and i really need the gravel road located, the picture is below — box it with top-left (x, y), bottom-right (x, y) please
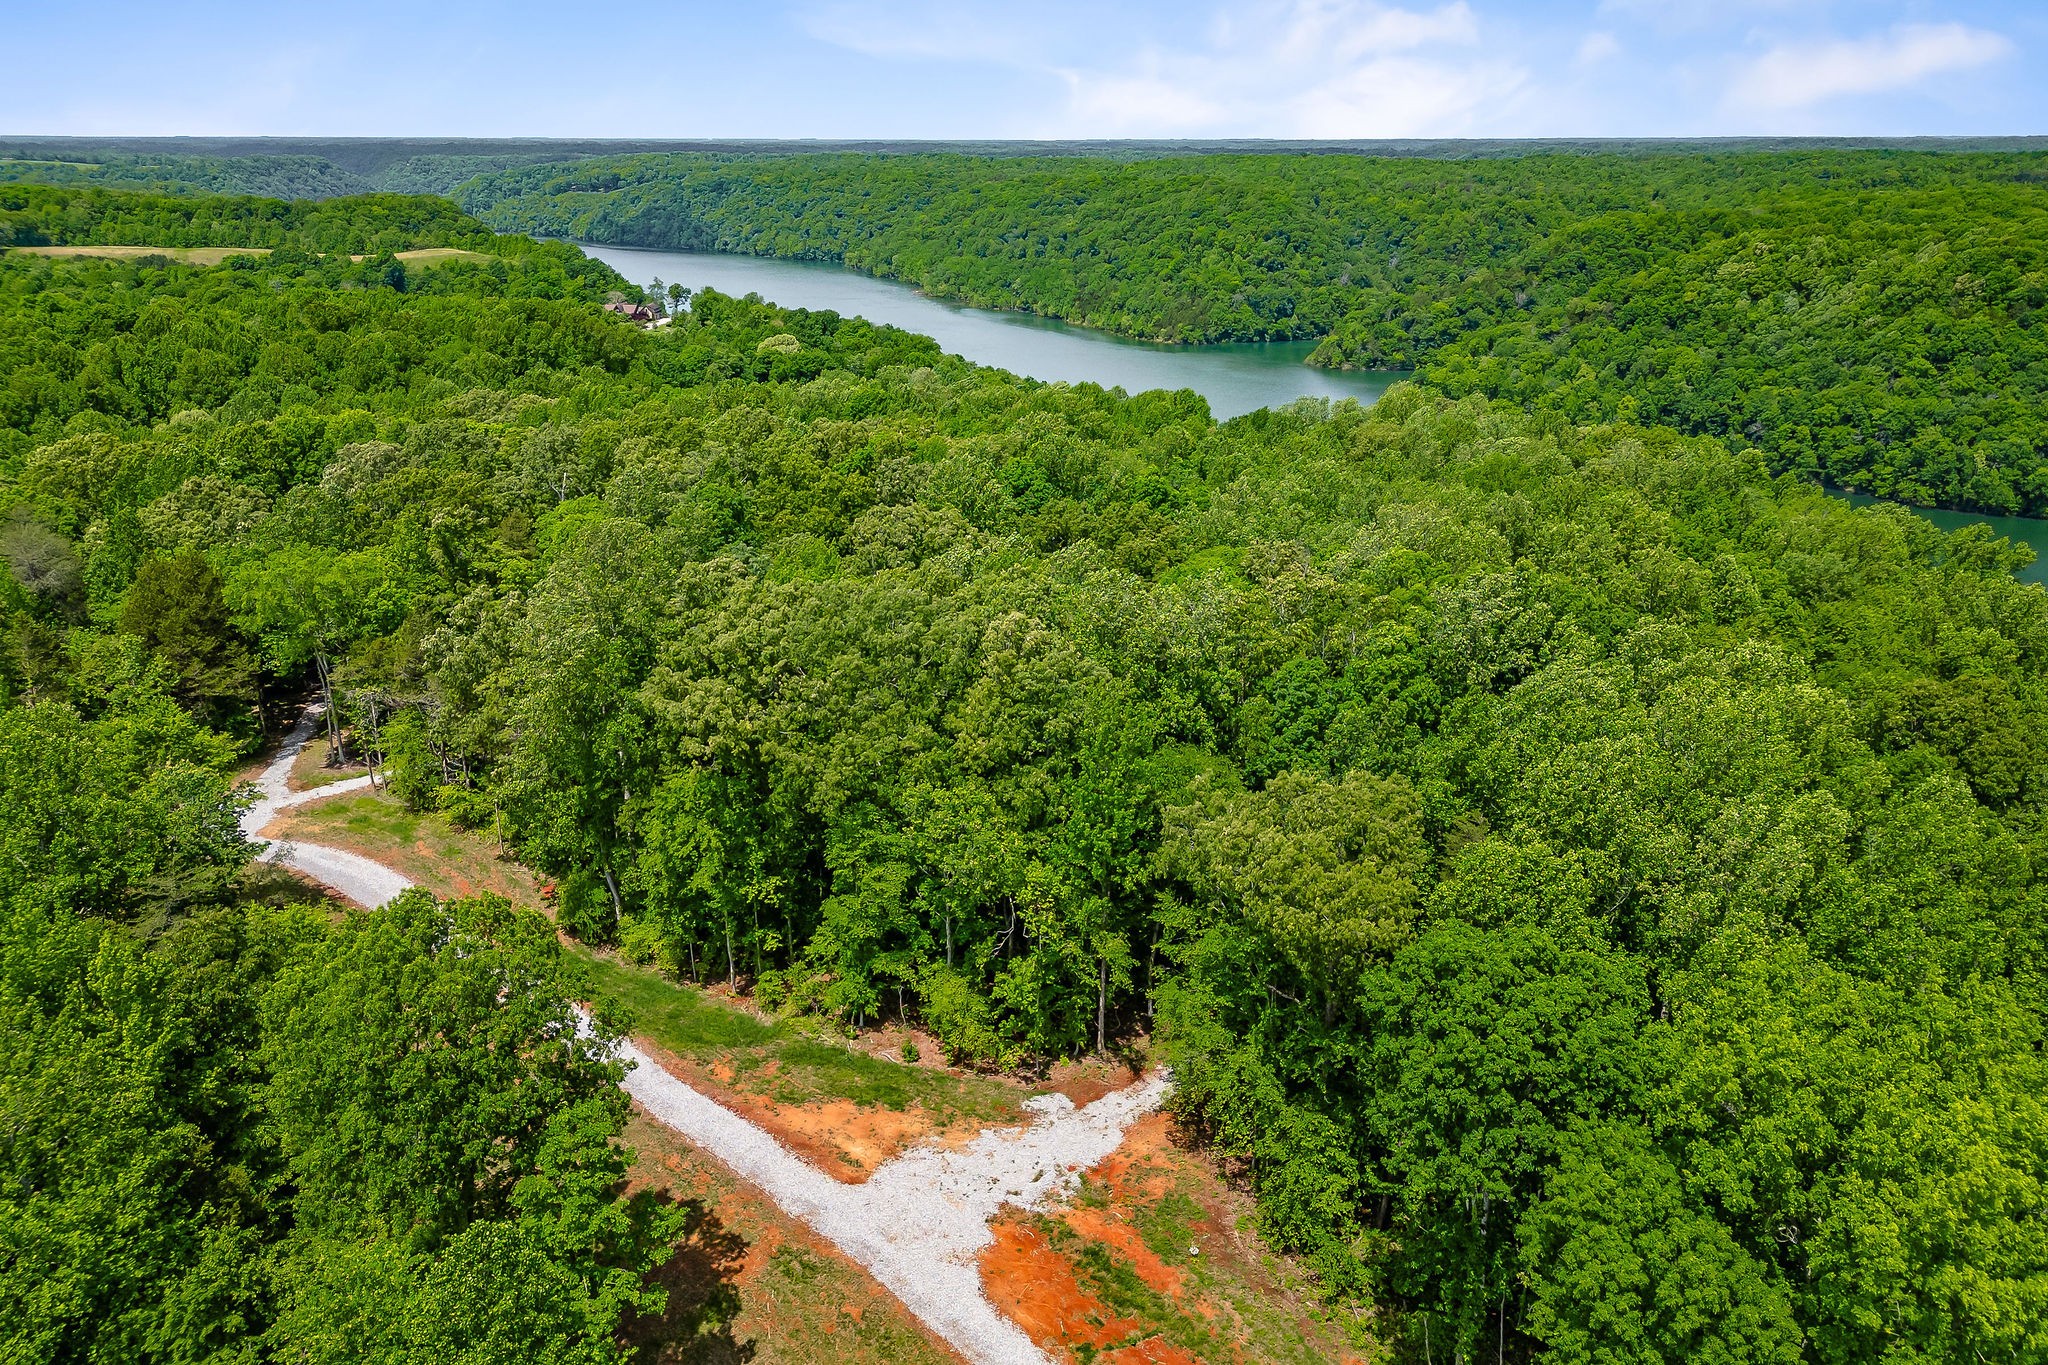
top-left (244, 706), bottom-right (1169, 1365)
top-left (241, 711), bottom-right (408, 907)
top-left (621, 1034), bottom-right (1169, 1365)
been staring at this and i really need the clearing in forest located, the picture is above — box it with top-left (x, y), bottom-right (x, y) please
top-left (266, 787), bottom-right (546, 910)
top-left (251, 723), bottom-right (1376, 1364)
top-left (7, 243), bottom-right (273, 264)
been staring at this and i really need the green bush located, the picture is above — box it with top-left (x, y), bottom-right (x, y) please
top-left (616, 915), bottom-right (662, 966)
top-left (555, 868), bottom-right (615, 945)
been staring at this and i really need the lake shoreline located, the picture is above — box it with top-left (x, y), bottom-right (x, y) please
top-left (576, 240), bottom-right (1401, 421)
top-left (577, 241), bottom-right (2045, 585)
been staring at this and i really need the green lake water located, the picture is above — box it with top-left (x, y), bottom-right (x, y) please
top-left (577, 242), bottom-right (1399, 421)
top-left (1830, 490), bottom-right (2046, 585)
top-left (578, 243), bottom-right (2046, 585)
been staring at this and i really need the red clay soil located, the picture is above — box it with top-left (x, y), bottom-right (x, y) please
top-left (985, 1111), bottom-right (1373, 1365)
top-left (636, 1042), bottom-right (982, 1182)
top-left (1093, 1113), bottom-right (1189, 1204)
top-left (1062, 1205), bottom-right (1192, 1302)
top-left (1040, 1054), bottom-right (1148, 1108)
top-left (981, 1217), bottom-right (1205, 1365)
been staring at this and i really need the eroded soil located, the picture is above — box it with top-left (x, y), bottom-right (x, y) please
top-left (980, 1114), bottom-right (1375, 1365)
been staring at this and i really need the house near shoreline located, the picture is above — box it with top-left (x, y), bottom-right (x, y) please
top-left (604, 299), bottom-right (658, 323)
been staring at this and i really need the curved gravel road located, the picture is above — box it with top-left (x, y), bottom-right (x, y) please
top-left (242, 707), bottom-right (1168, 1365)
top-left (242, 711), bottom-right (409, 907)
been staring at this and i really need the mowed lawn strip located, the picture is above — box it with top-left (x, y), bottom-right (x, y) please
top-left (265, 788), bottom-right (544, 909)
top-left (5, 245), bottom-right (492, 267)
top-left (580, 949), bottom-right (1025, 1127)
top-left (8, 244), bottom-right (274, 264)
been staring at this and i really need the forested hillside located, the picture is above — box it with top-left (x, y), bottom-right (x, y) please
top-left (2, 191), bottom-right (2045, 1363)
top-left (0, 228), bottom-right (687, 1362)
top-left (1, 183), bottom-right (486, 255)
top-left (0, 152), bottom-right (374, 199)
top-left (460, 149), bottom-right (2048, 514)
top-left (0, 148), bottom-right (598, 200)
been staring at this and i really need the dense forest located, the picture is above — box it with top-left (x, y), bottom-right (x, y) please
top-left (2, 188), bottom-right (2045, 1363)
top-left (457, 149), bottom-right (2048, 515)
top-left (0, 149), bottom-right (596, 201)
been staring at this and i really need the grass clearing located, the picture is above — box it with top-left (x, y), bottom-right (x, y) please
top-left (6, 245), bottom-right (491, 269)
top-left (582, 950), bottom-right (1022, 1128)
top-left (393, 246), bottom-right (491, 267)
top-left (7, 244), bottom-right (272, 264)
top-left (267, 788), bottom-right (544, 910)
top-left (286, 738), bottom-right (367, 790)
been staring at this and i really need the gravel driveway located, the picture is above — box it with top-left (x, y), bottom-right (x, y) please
top-left (244, 706), bottom-right (1169, 1365)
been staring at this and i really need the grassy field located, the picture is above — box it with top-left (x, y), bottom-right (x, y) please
top-left (5, 245), bottom-right (491, 268)
top-left (267, 788), bottom-right (544, 909)
top-left (285, 738), bottom-right (368, 790)
top-left (7, 244), bottom-right (272, 264)
top-left (388, 246), bottom-right (491, 266)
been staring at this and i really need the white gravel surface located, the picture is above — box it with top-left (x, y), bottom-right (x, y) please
top-left (620, 1033), bottom-right (1169, 1365)
top-left (241, 709), bottom-right (409, 907)
top-left (246, 707), bottom-right (1172, 1365)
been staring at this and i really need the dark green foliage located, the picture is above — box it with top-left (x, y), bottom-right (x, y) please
top-left (2, 187), bottom-right (2044, 1363)
top-left (120, 551), bottom-right (260, 729)
top-left (0, 184), bottom-right (482, 253)
top-left (0, 153), bottom-right (373, 200)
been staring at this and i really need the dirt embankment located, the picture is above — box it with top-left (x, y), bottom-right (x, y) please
top-left (980, 1113), bottom-right (1373, 1365)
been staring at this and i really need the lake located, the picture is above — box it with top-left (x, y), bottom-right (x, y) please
top-left (1829, 490), bottom-right (2046, 585)
top-left (580, 242), bottom-right (2046, 585)
top-left (577, 242), bottom-right (1399, 421)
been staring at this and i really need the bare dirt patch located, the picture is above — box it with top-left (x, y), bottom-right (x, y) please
top-left (635, 1037), bottom-right (976, 1181)
top-left (1041, 1053), bottom-right (1148, 1109)
top-left (982, 1112), bottom-right (1377, 1365)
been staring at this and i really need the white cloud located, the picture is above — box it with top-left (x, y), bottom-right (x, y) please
top-left (1576, 30), bottom-right (1622, 66)
top-left (1729, 22), bottom-right (2013, 110)
top-left (1046, 1), bottom-right (1526, 137)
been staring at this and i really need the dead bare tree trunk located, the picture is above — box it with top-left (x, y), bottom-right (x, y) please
top-left (1096, 957), bottom-right (1109, 1054)
top-left (314, 653), bottom-right (344, 764)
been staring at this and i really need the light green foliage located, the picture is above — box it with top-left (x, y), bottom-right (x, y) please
top-left (1165, 768), bottom-right (1428, 1020)
top-left (1521, 1123), bottom-right (1803, 1365)
top-left (0, 684), bottom-right (246, 922)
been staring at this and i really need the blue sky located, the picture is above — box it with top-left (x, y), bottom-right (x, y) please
top-left (5, 1), bottom-right (2042, 139)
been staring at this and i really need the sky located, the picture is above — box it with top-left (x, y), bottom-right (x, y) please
top-left (4, 0), bottom-right (2043, 141)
